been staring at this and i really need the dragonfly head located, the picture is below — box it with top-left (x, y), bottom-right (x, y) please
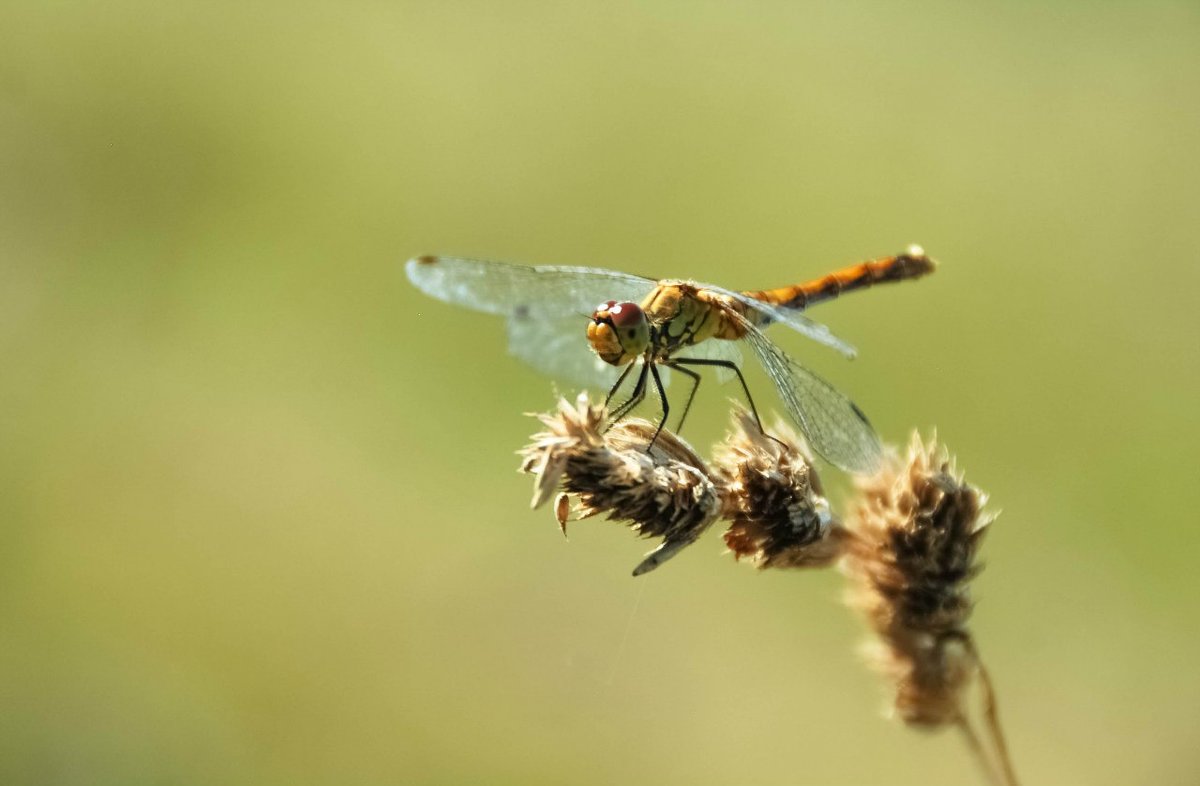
top-left (587, 300), bottom-right (650, 365)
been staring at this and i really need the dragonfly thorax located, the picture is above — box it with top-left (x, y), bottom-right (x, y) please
top-left (587, 300), bottom-right (650, 365)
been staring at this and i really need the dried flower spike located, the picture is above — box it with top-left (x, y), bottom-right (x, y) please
top-left (712, 407), bottom-right (846, 568)
top-left (519, 394), bottom-right (721, 576)
top-left (844, 433), bottom-right (1016, 785)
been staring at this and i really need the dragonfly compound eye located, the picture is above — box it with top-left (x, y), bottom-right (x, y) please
top-left (587, 301), bottom-right (650, 364)
top-left (607, 301), bottom-right (645, 329)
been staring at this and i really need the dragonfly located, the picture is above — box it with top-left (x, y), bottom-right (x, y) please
top-left (406, 246), bottom-right (935, 473)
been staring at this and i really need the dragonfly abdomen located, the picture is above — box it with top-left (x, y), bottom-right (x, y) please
top-left (742, 245), bottom-right (935, 314)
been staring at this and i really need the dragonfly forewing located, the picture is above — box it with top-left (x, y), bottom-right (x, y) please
top-left (409, 255), bottom-right (664, 386)
top-left (406, 256), bottom-right (654, 320)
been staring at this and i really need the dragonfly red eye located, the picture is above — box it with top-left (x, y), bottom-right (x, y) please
top-left (607, 301), bottom-right (644, 328)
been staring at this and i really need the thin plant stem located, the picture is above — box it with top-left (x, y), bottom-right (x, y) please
top-left (956, 713), bottom-right (1003, 786)
top-left (973, 646), bottom-right (1020, 786)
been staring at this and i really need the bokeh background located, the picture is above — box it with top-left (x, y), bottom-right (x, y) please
top-left (3, 2), bottom-right (1198, 784)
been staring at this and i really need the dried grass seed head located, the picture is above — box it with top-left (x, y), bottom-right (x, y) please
top-left (519, 394), bottom-right (721, 575)
top-left (713, 407), bottom-right (845, 569)
top-left (845, 432), bottom-right (995, 727)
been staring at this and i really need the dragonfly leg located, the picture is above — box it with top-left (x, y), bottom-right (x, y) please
top-left (646, 362), bottom-right (669, 451)
top-left (604, 362), bottom-right (636, 407)
top-left (606, 360), bottom-right (649, 427)
top-left (671, 357), bottom-right (788, 450)
top-left (663, 361), bottom-right (701, 434)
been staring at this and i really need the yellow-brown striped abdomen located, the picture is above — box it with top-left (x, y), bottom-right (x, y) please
top-left (742, 245), bottom-right (935, 316)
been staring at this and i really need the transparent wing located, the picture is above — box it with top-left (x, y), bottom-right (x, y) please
top-left (506, 312), bottom-right (624, 390)
top-left (506, 313), bottom-right (673, 392)
top-left (676, 280), bottom-right (857, 358)
top-left (407, 256), bottom-right (655, 320)
top-left (731, 314), bottom-right (882, 473)
top-left (409, 255), bottom-right (659, 389)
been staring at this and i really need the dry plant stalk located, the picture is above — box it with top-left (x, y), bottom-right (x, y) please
top-left (519, 396), bottom-right (1017, 785)
top-left (843, 434), bottom-right (990, 726)
top-left (842, 434), bottom-right (1017, 786)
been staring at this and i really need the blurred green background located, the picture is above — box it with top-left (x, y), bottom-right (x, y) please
top-left (2, 2), bottom-right (1198, 784)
